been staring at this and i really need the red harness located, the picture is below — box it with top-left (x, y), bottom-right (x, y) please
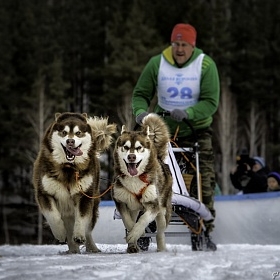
top-left (120, 173), bottom-right (150, 201)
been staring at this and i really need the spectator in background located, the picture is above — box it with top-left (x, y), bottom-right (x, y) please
top-left (230, 156), bottom-right (268, 194)
top-left (267, 172), bottom-right (280, 192)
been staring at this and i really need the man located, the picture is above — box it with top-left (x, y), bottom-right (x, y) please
top-left (132, 23), bottom-right (220, 251)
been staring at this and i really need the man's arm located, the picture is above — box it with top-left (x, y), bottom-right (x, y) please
top-left (186, 55), bottom-right (220, 121)
top-left (132, 55), bottom-right (161, 117)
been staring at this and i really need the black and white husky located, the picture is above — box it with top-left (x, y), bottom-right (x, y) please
top-left (112, 114), bottom-right (173, 253)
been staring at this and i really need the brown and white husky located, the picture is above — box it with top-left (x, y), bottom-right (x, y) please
top-left (112, 113), bottom-right (173, 253)
top-left (32, 112), bottom-right (116, 253)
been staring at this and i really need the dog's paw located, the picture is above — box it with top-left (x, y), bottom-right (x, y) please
top-left (73, 235), bottom-right (86, 244)
top-left (127, 243), bottom-right (140, 254)
top-left (59, 249), bottom-right (80, 255)
top-left (67, 248), bottom-right (81, 254)
top-left (86, 247), bottom-right (101, 253)
top-left (86, 243), bottom-right (101, 253)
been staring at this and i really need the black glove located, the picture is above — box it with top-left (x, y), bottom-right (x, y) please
top-left (136, 112), bottom-right (149, 124)
top-left (170, 109), bottom-right (188, 122)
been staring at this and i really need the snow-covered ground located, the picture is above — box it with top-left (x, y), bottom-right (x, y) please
top-left (0, 243), bottom-right (279, 280)
top-left (1, 193), bottom-right (280, 280)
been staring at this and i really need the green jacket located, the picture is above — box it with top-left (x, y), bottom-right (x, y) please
top-left (132, 46), bottom-right (220, 137)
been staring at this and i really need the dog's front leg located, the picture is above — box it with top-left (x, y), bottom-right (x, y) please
top-left (155, 211), bottom-right (167, 252)
top-left (38, 196), bottom-right (67, 243)
top-left (126, 185), bottom-right (159, 246)
top-left (115, 202), bottom-right (142, 253)
top-left (63, 216), bottom-right (80, 254)
top-left (72, 195), bottom-right (92, 246)
top-left (126, 206), bottom-right (158, 246)
top-left (115, 202), bottom-right (137, 232)
top-left (85, 232), bottom-right (101, 253)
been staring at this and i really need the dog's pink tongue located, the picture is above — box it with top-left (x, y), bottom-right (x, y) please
top-left (127, 163), bottom-right (138, 176)
top-left (66, 147), bottom-right (83, 156)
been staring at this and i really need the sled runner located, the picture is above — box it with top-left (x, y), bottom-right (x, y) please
top-left (114, 112), bottom-right (215, 251)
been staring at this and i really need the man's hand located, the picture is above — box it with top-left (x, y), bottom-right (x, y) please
top-left (170, 109), bottom-right (188, 122)
top-left (136, 112), bottom-right (149, 124)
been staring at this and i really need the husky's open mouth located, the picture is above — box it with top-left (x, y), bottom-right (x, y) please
top-left (125, 161), bottom-right (141, 176)
top-left (62, 144), bottom-right (83, 161)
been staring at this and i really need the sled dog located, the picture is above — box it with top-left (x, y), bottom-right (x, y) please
top-left (32, 112), bottom-right (116, 253)
top-left (112, 113), bottom-right (173, 253)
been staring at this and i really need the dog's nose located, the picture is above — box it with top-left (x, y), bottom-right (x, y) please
top-left (127, 153), bottom-right (136, 162)
top-left (66, 139), bottom-right (75, 146)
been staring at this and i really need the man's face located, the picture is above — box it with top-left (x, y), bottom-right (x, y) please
top-left (171, 41), bottom-right (194, 66)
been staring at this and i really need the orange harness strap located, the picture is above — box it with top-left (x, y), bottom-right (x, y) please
top-left (128, 173), bottom-right (150, 201)
top-left (75, 172), bottom-right (150, 200)
top-left (75, 171), bottom-right (114, 199)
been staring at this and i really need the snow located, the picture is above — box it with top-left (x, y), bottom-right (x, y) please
top-left (0, 243), bottom-right (279, 280)
top-left (1, 194), bottom-right (280, 280)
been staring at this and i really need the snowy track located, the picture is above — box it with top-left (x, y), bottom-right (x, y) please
top-left (1, 193), bottom-right (280, 280)
top-left (0, 243), bottom-right (279, 280)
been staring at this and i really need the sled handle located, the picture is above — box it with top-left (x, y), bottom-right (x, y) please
top-left (157, 111), bottom-right (198, 144)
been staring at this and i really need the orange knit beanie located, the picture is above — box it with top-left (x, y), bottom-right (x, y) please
top-left (171, 23), bottom-right (197, 46)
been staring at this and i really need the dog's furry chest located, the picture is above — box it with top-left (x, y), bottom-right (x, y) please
top-left (41, 172), bottom-right (93, 207)
top-left (56, 164), bottom-right (82, 183)
top-left (44, 162), bottom-right (94, 190)
top-left (113, 176), bottom-right (158, 210)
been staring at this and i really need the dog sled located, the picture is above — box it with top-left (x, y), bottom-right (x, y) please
top-left (114, 112), bottom-right (215, 251)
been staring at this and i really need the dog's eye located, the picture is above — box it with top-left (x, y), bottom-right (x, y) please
top-left (76, 131), bottom-right (81, 136)
top-left (123, 145), bottom-right (129, 151)
top-left (136, 146), bottom-right (142, 152)
top-left (62, 131), bottom-right (67, 136)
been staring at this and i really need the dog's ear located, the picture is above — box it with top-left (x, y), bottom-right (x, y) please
top-left (82, 113), bottom-right (88, 118)
top-left (55, 113), bottom-right (61, 121)
top-left (121, 125), bottom-right (127, 134)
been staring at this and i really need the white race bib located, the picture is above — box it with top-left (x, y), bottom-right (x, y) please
top-left (157, 54), bottom-right (204, 111)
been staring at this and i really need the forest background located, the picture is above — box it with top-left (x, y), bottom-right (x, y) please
top-left (1, 0), bottom-right (280, 244)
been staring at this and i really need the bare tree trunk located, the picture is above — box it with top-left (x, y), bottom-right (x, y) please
top-left (260, 130), bottom-right (266, 160)
top-left (2, 201), bottom-right (9, 244)
top-left (216, 79), bottom-right (238, 194)
top-left (25, 75), bottom-right (46, 244)
top-left (245, 102), bottom-right (266, 158)
top-left (247, 103), bottom-right (257, 156)
top-left (37, 77), bottom-right (45, 245)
